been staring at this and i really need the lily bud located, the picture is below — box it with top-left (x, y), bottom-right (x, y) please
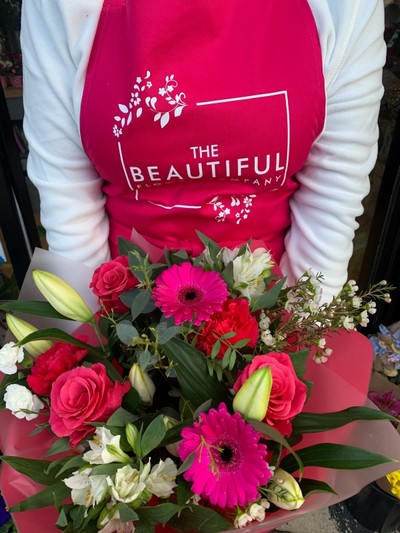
top-left (126, 423), bottom-right (140, 454)
top-left (6, 314), bottom-right (52, 357)
top-left (128, 364), bottom-right (156, 406)
top-left (267, 468), bottom-right (305, 510)
top-left (233, 366), bottom-right (272, 421)
top-left (32, 270), bottom-right (93, 322)
top-left (163, 416), bottom-right (180, 457)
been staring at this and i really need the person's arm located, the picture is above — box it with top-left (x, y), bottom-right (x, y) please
top-left (21, 0), bottom-right (110, 267)
top-left (280, 0), bottom-right (386, 301)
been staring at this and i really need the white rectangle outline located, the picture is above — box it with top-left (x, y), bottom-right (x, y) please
top-left (196, 90), bottom-right (290, 186)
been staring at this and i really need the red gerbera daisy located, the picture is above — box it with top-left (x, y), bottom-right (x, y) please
top-left (152, 262), bottom-right (229, 326)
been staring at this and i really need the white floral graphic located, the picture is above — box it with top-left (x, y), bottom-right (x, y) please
top-left (113, 71), bottom-right (187, 135)
top-left (208, 194), bottom-right (256, 224)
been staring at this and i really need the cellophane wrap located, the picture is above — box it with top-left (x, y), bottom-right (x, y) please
top-left (1, 248), bottom-right (400, 533)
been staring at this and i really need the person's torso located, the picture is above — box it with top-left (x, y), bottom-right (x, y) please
top-left (80, 0), bottom-right (326, 259)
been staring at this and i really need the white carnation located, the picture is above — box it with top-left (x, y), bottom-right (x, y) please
top-left (0, 342), bottom-right (24, 375)
top-left (4, 384), bottom-right (44, 420)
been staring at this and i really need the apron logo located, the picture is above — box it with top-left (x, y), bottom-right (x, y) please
top-left (113, 71), bottom-right (187, 136)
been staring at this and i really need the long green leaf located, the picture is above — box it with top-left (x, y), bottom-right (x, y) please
top-left (169, 504), bottom-right (233, 532)
top-left (0, 300), bottom-right (70, 320)
top-left (10, 481), bottom-right (70, 512)
top-left (163, 338), bottom-right (230, 409)
top-left (292, 407), bottom-right (399, 435)
top-left (280, 443), bottom-right (395, 473)
top-left (299, 478), bottom-right (337, 498)
top-left (18, 328), bottom-right (101, 354)
top-left (0, 456), bottom-right (58, 486)
top-left (43, 437), bottom-right (71, 457)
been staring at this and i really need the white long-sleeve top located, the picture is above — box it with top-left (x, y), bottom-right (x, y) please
top-left (20, 0), bottom-right (386, 301)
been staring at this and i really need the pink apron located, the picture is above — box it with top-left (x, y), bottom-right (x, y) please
top-left (80, 0), bottom-right (326, 260)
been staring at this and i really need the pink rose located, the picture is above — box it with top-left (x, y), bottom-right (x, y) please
top-left (196, 298), bottom-right (258, 359)
top-left (27, 336), bottom-right (88, 396)
top-left (49, 363), bottom-right (130, 446)
top-left (90, 256), bottom-right (137, 313)
top-left (233, 352), bottom-right (307, 436)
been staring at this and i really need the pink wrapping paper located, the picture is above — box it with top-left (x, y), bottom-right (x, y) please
top-left (1, 249), bottom-right (400, 533)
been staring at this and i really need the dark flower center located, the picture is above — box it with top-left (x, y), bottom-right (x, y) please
top-left (177, 285), bottom-right (203, 306)
top-left (220, 446), bottom-right (234, 463)
top-left (212, 435), bottom-right (243, 472)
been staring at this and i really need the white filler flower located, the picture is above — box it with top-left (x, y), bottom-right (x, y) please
top-left (4, 384), bottom-right (44, 420)
top-left (0, 342), bottom-right (24, 375)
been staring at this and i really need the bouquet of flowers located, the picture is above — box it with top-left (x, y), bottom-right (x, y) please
top-left (0, 233), bottom-right (398, 533)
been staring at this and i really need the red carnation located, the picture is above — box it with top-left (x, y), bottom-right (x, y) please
top-left (197, 297), bottom-right (258, 359)
top-left (27, 336), bottom-right (89, 396)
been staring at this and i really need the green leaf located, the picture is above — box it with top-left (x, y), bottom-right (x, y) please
top-left (280, 443), bottom-right (396, 473)
top-left (157, 324), bottom-right (181, 345)
top-left (292, 406), bottom-right (399, 435)
top-left (195, 231), bottom-right (221, 262)
top-left (117, 502), bottom-right (139, 522)
top-left (9, 481), bottom-right (70, 512)
top-left (289, 349), bottom-right (310, 380)
top-left (122, 387), bottom-right (140, 414)
top-left (90, 464), bottom-right (121, 476)
top-left (250, 421), bottom-right (304, 476)
top-left (251, 277), bottom-right (287, 312)
top-left (163, 338), bottom-right (230, 409)
top-left (169, 504), bottom-right (233, 532)
top-left (0, 456), bottom-right (59, 486)
top-left (118, 237), bottom-right (146, 258)
top-left (0, 299), bottom-right (71, 320)
top-left (299, 478), bottom-right (337, 498)
top-left (193, 399), bottom-right (212, 420)
top-left (221, 260), bottom-right (234, 287)
top-left (116, 321), bottom-right (139, 345)
top-left (141, 415), bottom-right (167, 457)
top-left (136, 503), bottom-right (182, 526)
top-left (221, 347), bottom-right (232, 369)
top-left (210, 339), bottom-right (221, 359)
top-left (107, 406), bottom-right (138, 426)
top-left (177, 477), bottom-right (193, 506)
top-left (18, 328), bottom-right (98, 352)
top-left (177, 452), bottom-right (196, 475)
top-left (43, 437), bottom-right (71, 457)
top-left (56, 507), bottom-right (69, 528)
top-left (55, 455), bottom-right (85, 478)
top-left (130, 290), bottom-right (152, 321)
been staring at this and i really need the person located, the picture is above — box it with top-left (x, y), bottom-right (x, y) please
top-left (19, 0), bottom-right (385, 303)
top-left (1, 1), bottom-right (388, 532)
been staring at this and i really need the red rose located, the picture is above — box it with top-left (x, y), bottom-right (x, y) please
top-left (233, 352), bottom-right (307, 436)
top-left (49, 363), bottom-right (130, 446)
top-left (197, 297), bottom-right (258, 359)
top-left (90, 256), bottom-right (137, 313)
top-left (27, 336), bottom-right (89, 396)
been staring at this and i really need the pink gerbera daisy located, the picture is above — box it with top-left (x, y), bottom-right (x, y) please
top-left (178, 403), bottom-right (272, 508)
top-left (152, 262), bottom-right (229, 326)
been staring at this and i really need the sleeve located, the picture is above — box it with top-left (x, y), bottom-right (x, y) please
top-left (21, 0), bottom-right (111, 267)
top-left (279, 0), bottom-right (386, 302)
